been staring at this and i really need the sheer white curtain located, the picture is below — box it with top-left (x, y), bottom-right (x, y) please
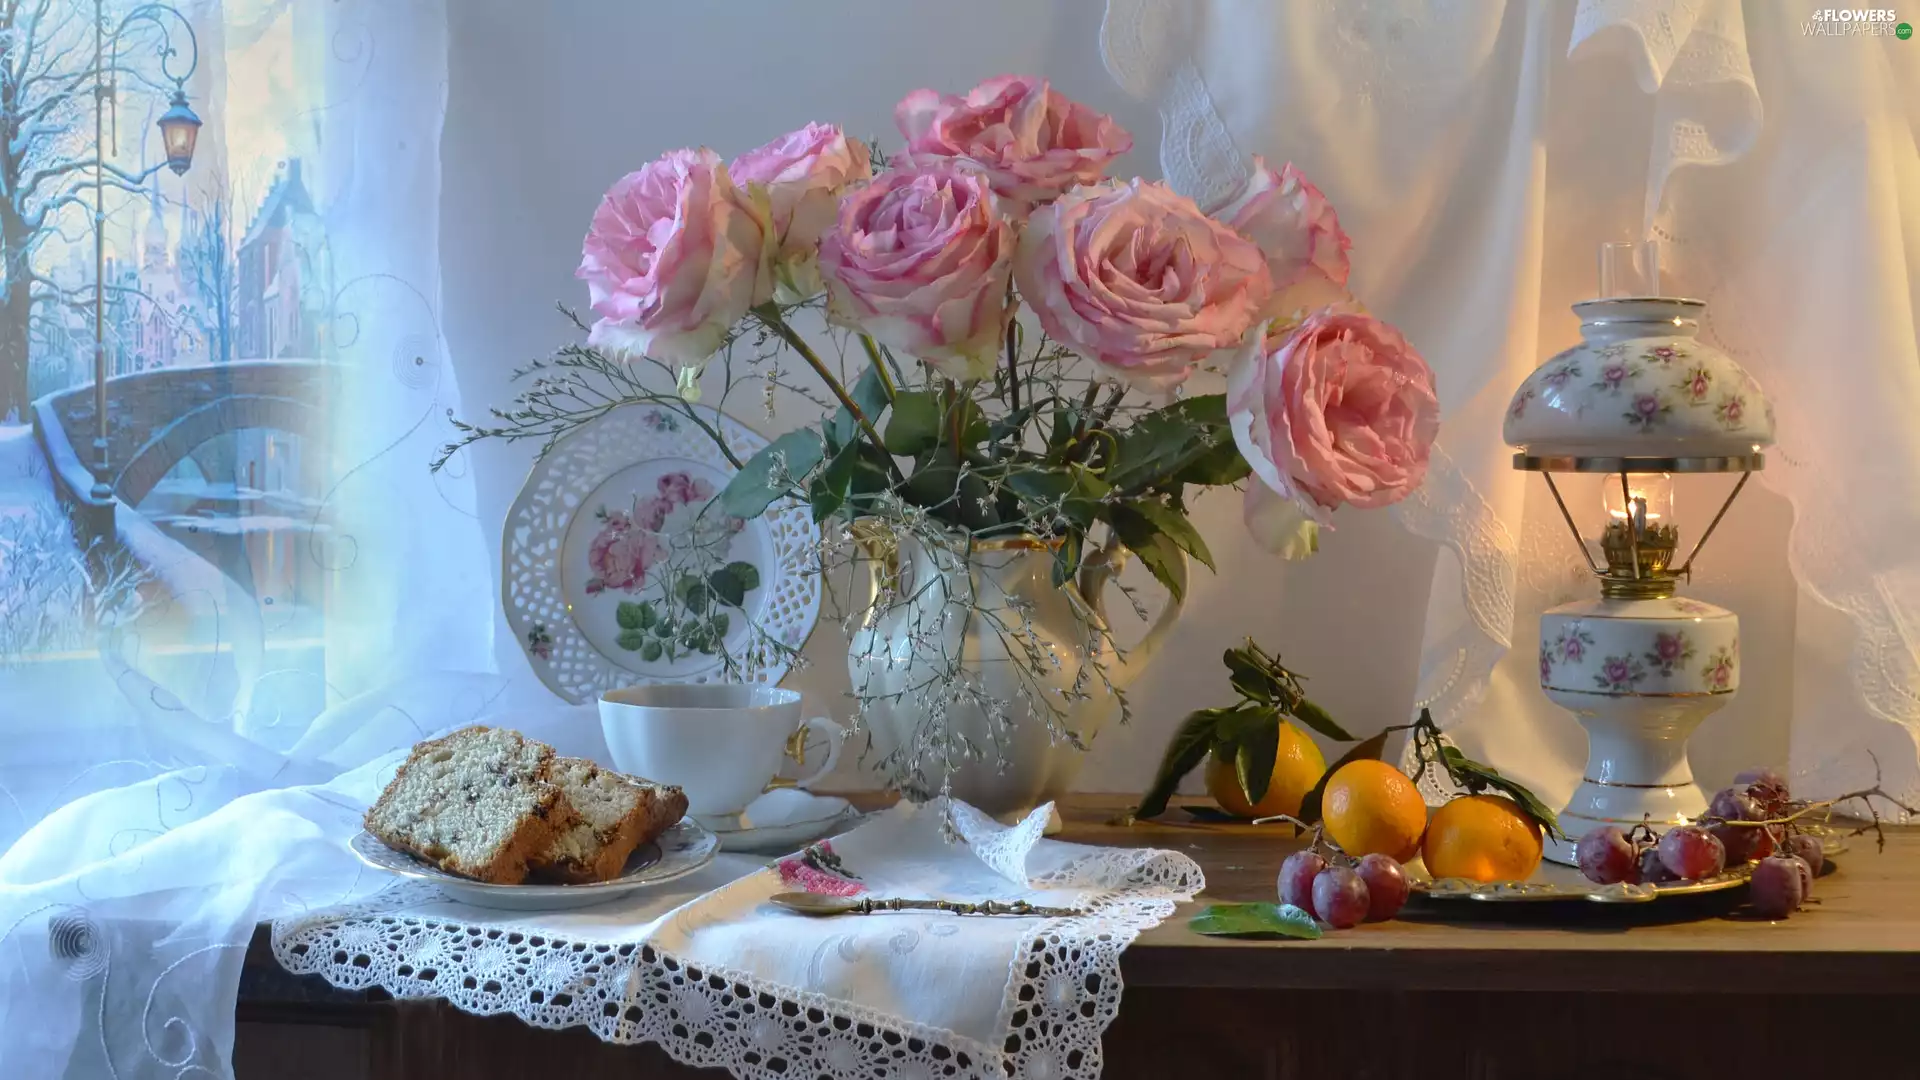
top-left (0, 0), bottom-right (495, 1074)
top-left (1102, 0), bottom-right (1920, 807)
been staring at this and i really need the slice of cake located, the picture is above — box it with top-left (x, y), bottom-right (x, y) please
top-left (530, 758), bottom-right (689, 884)
top-left (364, 726), bottom-right (575, 884)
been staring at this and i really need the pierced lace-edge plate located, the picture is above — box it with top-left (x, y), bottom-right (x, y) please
top-left (502, 403), bottom-right (821, 704)
top-left (350, 820), bottom-right (719, 911)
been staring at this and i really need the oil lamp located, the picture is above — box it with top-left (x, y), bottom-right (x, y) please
top-left (1504, 243), bottom-right (1775, 864)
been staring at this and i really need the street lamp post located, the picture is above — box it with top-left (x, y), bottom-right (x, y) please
top-left (91, 1), bottom-right (201, 503)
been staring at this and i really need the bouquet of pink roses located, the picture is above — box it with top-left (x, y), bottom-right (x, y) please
top-left (446, 77), bottom-right (1438, 785)
top-left (452, 74), bottom-right (1438, 581)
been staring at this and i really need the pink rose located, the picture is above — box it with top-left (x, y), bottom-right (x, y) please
top-left (1014, 180), bottom-right (1271, 391)
top-left (893, 75), bottom-right (1131, 209)
top-left (730, 124), bottom-right (873, 301)
top-left (1206, 157), bottom-right (1352, 322)
top-left (585, 512), bottom-right (665, 595)
top-left (577, 148), bottom-right (771, 366)
top-left (1227, 311), bottom-right (1438, 548)
top-left (634, 495), bottom-right (671, 533)
top-left (818, 164), bottom-right (1013, 381)
top-left (655, 471), bottom-right (715, 508)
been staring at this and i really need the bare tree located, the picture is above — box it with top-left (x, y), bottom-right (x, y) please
top-left (178, 183), bottom-right (233, 365)
top-left (0, 0), bottom-right (182, 417)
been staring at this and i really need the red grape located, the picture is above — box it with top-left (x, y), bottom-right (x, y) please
top-left (1638, 844), bottom-right (1678, 884)
top-left (1785, 853), bottom-right (1814, 897)
top-left (1709, 786), bottom-right (1761, 822)
top-left (1749, 854), bottom-right (1805, 918)
top-left (1710, 825), bottom-right (1753, 864)
top-left (1575, 826), bottom-right (1640, 885)
top-left (1707, 787), bottom-right (1768, 862)
top-left (1733, 767), bottom-right (1791, 814)
top-left (1278, 851), bottom-right (1327, 917)
top-left (1752, 825), bottom-right (1777, 861)
top-left (1658, 826), bottom-right (1727, 880)
top-left (1785, 832), bottom-right (1824, 875)
top-left (1312, 866), bottom-right (1371, 929)
top-left (1354, 853), bottom-right (1409, 921)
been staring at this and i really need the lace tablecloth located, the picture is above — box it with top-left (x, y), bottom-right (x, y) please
top-left (273, 800), bottom-right (1203, 1080)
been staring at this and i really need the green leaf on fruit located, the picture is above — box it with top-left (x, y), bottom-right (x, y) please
top-left (1124, 706), bottom-right (1238, 822)
top-left (1438, 742), bottom-right (1567, 841)
top-left (1187, 903), bottom-right (1322, 940)
top-left (1288, 698), bottom-right (1355, 742)
top-left (1223, 646), bottom-right (1282, 703)
top-left (1233, 717), bottom-right (1281, 806)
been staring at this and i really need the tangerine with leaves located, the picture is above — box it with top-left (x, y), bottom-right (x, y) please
top-left (1203, 721), bottom-right (1326, 818)
top-left (1422, 794), bottom-right (1543, 882)
top-left (1320, 760), bottom-right (1427, 862)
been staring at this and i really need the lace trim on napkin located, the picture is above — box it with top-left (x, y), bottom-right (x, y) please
top-left (273, 843), bottom-right (1203, 1080)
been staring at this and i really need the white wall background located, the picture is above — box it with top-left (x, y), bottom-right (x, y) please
top-left (437, 1), bottom-right (1787, 797)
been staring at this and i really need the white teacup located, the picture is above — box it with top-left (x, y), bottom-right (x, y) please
top-left (599, 684), bottom-right (844, 825)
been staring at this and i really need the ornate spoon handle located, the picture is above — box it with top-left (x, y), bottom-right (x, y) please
top-left (769, 892), bottom-right (1084, 918)
top-left (856, 897), bottom-right (1084, 918)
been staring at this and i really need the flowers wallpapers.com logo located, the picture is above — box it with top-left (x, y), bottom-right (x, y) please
top-left (1804, 7), bottom-right (1910, 34)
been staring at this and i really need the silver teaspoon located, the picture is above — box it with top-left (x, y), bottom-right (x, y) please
top-left (769, 892), bottom-right (1084, 918)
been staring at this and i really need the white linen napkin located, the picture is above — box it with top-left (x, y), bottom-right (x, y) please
top-left (275, 797), bottom-right (1203, 1080)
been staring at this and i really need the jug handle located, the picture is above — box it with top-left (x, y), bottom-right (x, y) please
top-left (1076, 532), bottom-right (1188, 687)
top-left (847, 520), bottom-right (900, 609)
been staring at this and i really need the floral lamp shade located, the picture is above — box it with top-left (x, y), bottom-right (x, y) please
top-left (1503, 298), bottom-right (1775, 459)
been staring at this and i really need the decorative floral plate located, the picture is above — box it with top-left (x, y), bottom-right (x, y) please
top-left (502, 404), bottom-right (821, 704)
top-left (349, 819), bottom-right (720, 911)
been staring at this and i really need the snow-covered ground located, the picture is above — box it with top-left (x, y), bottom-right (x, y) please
top-left (0, 423), bottom-right (158, 849)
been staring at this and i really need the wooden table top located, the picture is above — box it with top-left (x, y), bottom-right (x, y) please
top-left (241, 793), bottom-right (1920, 1004)
top-left (1049, 794), bottom-right (1920, 995)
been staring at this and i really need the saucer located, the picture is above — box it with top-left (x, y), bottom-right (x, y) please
top-left (707, 791), bottom-right (859, 854)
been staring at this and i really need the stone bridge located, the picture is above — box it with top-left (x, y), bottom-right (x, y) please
top-left (32, 360), bottom-right (329, 553)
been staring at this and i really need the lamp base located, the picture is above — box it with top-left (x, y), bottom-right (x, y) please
top-left (1535, 594), bottom-right (1740, 865)
top-left (1542, 691), bottom-right (1719, 865)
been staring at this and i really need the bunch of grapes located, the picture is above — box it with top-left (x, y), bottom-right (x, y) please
top-left (1573, 766), bottom-right (1826, 919)
top-left (1277, 849), bottom-right (1410, 929)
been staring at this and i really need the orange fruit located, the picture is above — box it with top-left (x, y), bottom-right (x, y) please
top-left (1320, 760), bottom-right (1427, 861)
top-left (1422, 794), bottom-right (1544, 882)
top-left (1203, 722), bottom-right (1327, 819)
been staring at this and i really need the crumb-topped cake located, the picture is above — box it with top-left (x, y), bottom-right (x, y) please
top-left (364, 726), bottom-right (575, 885)
top-left (531, 757), bottom-right (689, 884)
